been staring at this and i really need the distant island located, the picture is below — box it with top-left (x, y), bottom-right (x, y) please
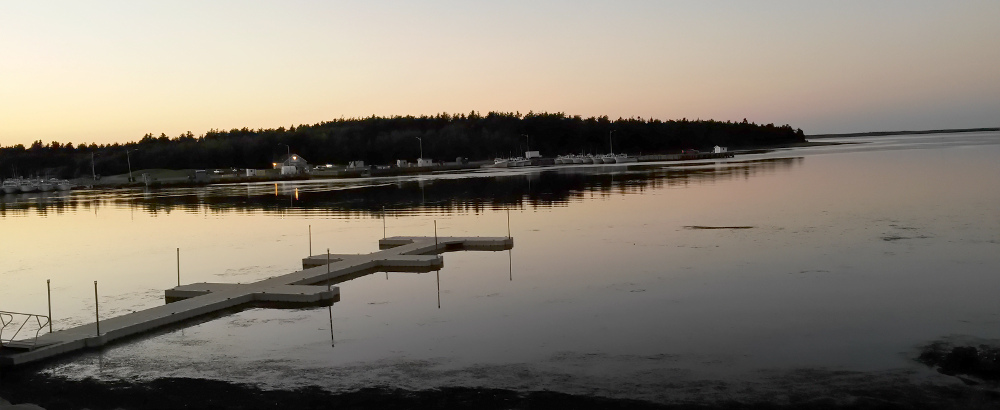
top-left (1, 112), bottom-right (804, 179)
top-left (808, 127), bottom-right (999, 139)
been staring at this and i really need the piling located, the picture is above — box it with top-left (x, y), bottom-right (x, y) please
top-left (328, 306), bottom-right (334, 347)
top-left (309, 225), bottom-right (312, 256)
top-left (506, 208), bottom-right (510, 238)
top-left (176, 248), bottom-right (181, 286)
top-left (93, 281), bottom-right (100, 336)
top-left (46, 279), bottom-right (52, 333)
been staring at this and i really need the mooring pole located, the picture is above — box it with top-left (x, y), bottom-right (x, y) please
top-left (328, 305), bottom-right (335, 347)
top-left (326, 250), bottom-right (332, 291)
top-left (94, 281), bottom-right (100, 336)
top-left (382, 206), bottom-right (386, 239)
top-left (506, 208), bottom-right (511, 238)
top-left (508, 249), bottom-right (513, 282)
top-left (46, 279), bottom-right (53, 332)
top-left (436, 270), bottom-right (441, 309)
top-left (309, 225), bottom-right (312, 256)
top-left (176, 248), bottom-right (180, 286)
top-left (434, 220), bottom-right (438, 251)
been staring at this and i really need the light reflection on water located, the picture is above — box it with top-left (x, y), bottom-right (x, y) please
top-left (2, 132), bottom-right (1000, 401)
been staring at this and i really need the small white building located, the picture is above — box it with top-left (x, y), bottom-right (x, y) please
top-left (273, 154), bottom-right (309, 175)
top-left (525, 150), bottom-right (541, 159)
top-left (245, 169), bottom-right (258, 177)
top-left (348, 160), bottom-right (365, 169)
top-left (416, 158), bottom-right (434, 167)
top-left (713, 146), bottom-right (728, 154)
top-left (396, 159), bottom-right (409, 167)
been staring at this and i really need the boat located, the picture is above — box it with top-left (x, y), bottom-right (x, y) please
top-left (54, 179), bottom-right (73, 191)
top-left (489, 157), bottom-right (530, 168)
top-left (38, 179), bottom-right (54, 192)
top-left (19, 179), bottom-right (38, 193)
top-left (2, 179), bottom-right (20, 194)
top-left (615, 154), bottom-right (638, 163)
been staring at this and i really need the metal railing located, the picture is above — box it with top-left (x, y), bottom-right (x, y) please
top-left (0, 311), bottom-right (51, 351)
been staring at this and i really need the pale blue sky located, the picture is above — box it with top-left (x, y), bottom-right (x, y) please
top-left (2, 1), bottom-right (997, 146)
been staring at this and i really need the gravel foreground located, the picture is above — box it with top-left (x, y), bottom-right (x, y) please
top-left (1, 372), bottom-right (1000, 410)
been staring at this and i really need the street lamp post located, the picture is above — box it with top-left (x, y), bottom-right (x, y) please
top-left (609, 130), bottom-right (616, 155)
top-left (415, 137), bottom-right (423, 161)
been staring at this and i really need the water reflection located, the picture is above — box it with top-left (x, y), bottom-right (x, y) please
top-left (0, 158), bottom-right (802, 218)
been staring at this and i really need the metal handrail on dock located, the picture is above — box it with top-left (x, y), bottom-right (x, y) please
top-left (0, 311), bottom-right (51, 351)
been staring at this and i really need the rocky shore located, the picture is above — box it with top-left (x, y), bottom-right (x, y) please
top-left (1, 369), bottom-right (1000, 410)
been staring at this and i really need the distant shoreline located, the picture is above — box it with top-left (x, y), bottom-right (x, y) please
top-left (807, 127), bottom-right (999, 139)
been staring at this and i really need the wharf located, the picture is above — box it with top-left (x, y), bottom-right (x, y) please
top-left (1, 236), bottom-right (512, 367)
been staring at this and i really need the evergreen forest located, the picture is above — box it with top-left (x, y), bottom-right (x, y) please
top-left (1, 112), bottom-right (804, 178)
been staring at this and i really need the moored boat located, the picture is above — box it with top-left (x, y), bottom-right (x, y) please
top-left (38, 179), bottom-right (54, 192)
top-left (19, 179), bottom-right (38, 193)
top-left (56, 179), bottom-right (73, 191)
top-left (615, 154), bottom-right (637, 163)
top-left (2, 179), bottom-right (20, 194)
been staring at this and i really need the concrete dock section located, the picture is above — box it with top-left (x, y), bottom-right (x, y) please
top-left (0, 236), bottom-right (512, 367)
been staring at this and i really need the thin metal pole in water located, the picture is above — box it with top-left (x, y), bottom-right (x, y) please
top-left (436, 270), bottom-right (441, 309)
top-left (508, 249), bottom-right (512, 282)
top-left (46, 279), bottom-right (52, 332)
top-left (382, 206), bottom-right (386, 239)
top-left (176, 248), bottom-right (181, 286)
top-left (434, 220), bottom-right (438, 251)
top-left (94, 281), bottom-right (100, 336)
top-left (328, 305), bottom-right (335, 347)
top-left (309, 225), bottom-right (312, 256)
top-left (326, 246), bottom-right (335, 346)
top-left (506, 208), bottom-right (511, 238)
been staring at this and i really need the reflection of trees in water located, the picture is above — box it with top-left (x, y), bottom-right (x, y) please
top-left (0, 158), bottom-right (802, 217)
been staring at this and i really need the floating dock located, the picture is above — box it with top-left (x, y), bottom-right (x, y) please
top-left (0, 236), bottom-right (512, 367)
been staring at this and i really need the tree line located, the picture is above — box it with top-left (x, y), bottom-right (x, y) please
top-left (1, 112), bottom-right (804, 179)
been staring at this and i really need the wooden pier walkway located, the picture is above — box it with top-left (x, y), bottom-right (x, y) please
top-left (0, 236), bottom-right (512, 367)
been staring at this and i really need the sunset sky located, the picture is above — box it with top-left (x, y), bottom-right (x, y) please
top-left (2, 1), bottom-right (997, 147)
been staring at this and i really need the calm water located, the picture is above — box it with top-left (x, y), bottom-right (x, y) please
top-left (2, 132), bottom-right (999, 402)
